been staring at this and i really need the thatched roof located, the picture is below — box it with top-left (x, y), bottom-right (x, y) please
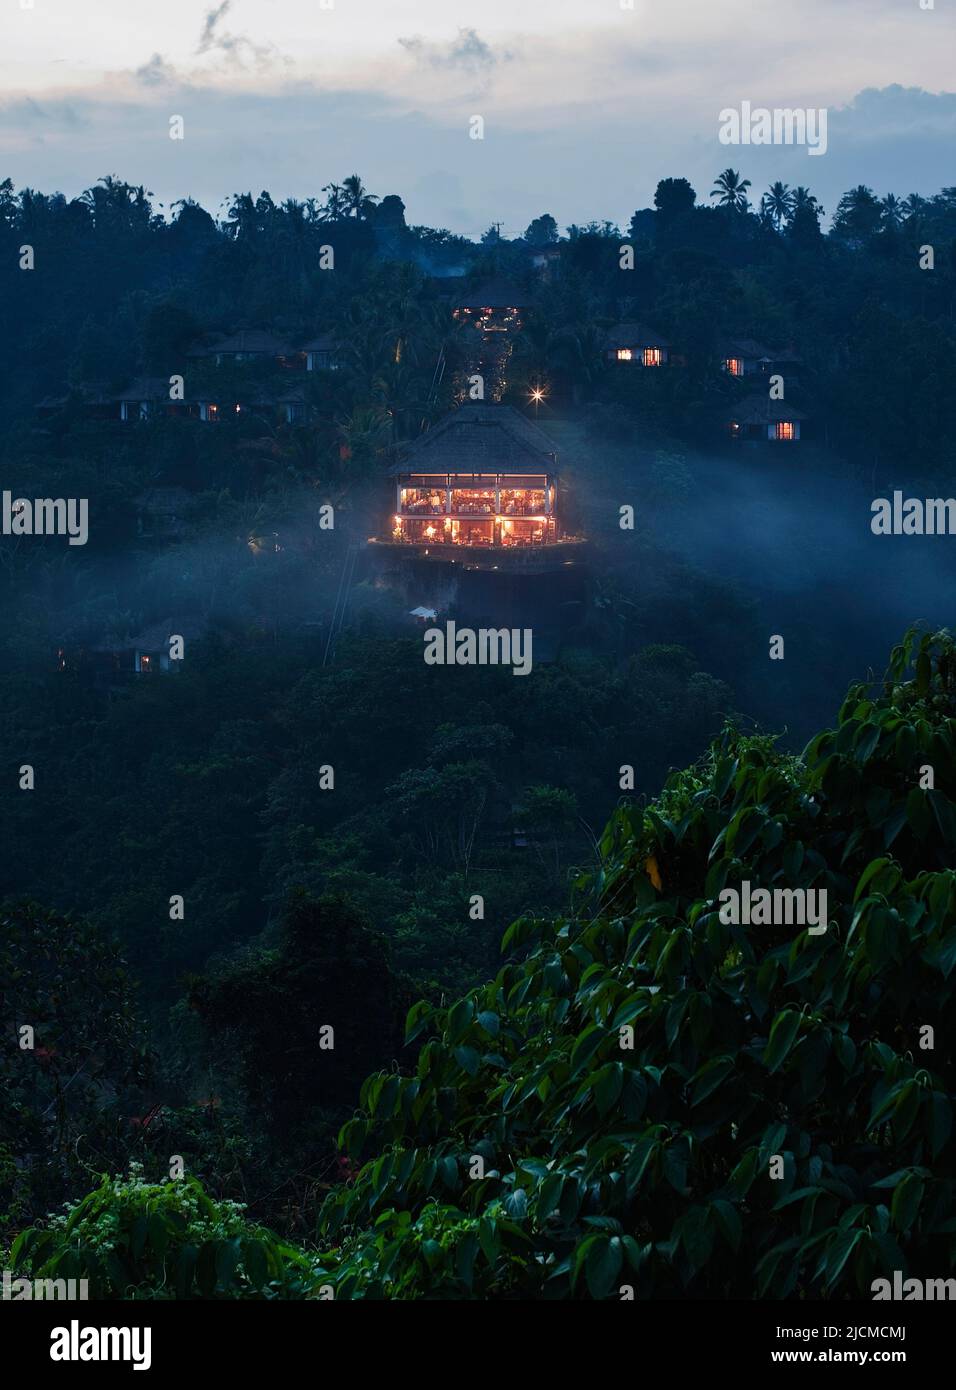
top-left (602, 321), bottom-right (671, 350)
top-left (112, 377), bottom-right (174, 402)
top-left (188, 329), bottom-right (295, 357)
top-left (300, 332), bottom-right (340, 352)
top-left (721, 338), bottom-right (803, 365)
top-left (389, 405), bottom-right (556, 476)
top-left (727, 393), bottom-right (808, 425)
top-left (129, 616), bottom-right (207, 650)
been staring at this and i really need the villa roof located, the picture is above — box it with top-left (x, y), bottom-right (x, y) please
top-left (88, 615), bottom-right (205, 654)
top-left (602, 321), bottom-right (671, 349)
top-left (721, 337), bottom-right (774, 360)
top-left (112, 376), bottom-right (174, 401)
top-left (188, 329), bottom-right (295, 357)
top-left (37, 384), bottom-right (113, 409)
top-left (130, 616), bottom-right (206, 650)
top-left (300, 332), bottom-right (339, 352)
top-left (722, 338), bottom-right (802, 364)
top-left (728, 393), bottom-right (808, 425)
top-left (389, 404), bottom-right (557, 476)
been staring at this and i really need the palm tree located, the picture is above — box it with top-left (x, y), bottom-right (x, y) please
top-left (320, 183), bottom-right (347, 220)
top-left (879, 194), bottom-right (903, 230)
top-left (341, 174), bottom-right (379, 220)
top-left (336, 406), bottom-right (392, 467)
top-left (79, 175), bottom-right (155, 232)
top-left (223, 192), bottom-right (257, 239)
top-left (791, 186), bottom-right (823, 216)
top-left (711, 169), bottom-right (751, 212)
top-left (832, 185), bottom-right (881, 240)
top-left (761, 181), bottom-right (795, 229)
top-left (901, 193), bottom-right (929, 220)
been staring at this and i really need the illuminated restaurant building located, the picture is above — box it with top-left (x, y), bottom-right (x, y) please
top-left (379, 405), bottom-right (583, 567)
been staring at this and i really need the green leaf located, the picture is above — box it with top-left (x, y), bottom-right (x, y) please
top-left (404, 1000), bottom-right (432, 1043)
top-left (504, 1188), bottom-right (528, 1221)
top-left (478, 1217), bottom-right (498, 1268)
top-left (710, 1199), bottom-right (742, 1253)
top-left (691, 1056), bottom-right (734, 1106)
top-left (569, 1024), bottom-right (605, 1075)
top-left (146, 1211), bottom-right (168, 1259)
top-left (454, 1045), bottom-right (480, 1076)
top-left (196, 1241), bottom-right (218, 1298)
top-left (823, 1228), bottom-right (863, 1288)
top-left (242, 1239), bottom-right (268, 1291)
top-left (130, 1213), bottom-right (148, 1261)
top-left (663, 1143), bottom-right (688, 1194)
top-left (593, 1062), bottom-right (624, 1115)
top-left (215, 1237), bottom-right (242, 1289)
top-left (625, 1137), bottom-right (658, 1196)
top-left (928, 790), bottom-right (956, 845)
top-left (854, 857), bottom-right (891, 904)
top-left (891, 1172), bottom-right (923, 1233)
top-left (584, 1235), bottom-right (623, 1299)
top-left (175, 1244), bottom-right (198, 1298)
top-left (537, 1173), bottom-right (563, 1222)
top-left (763, 1010), bottom-right (802, 1073)
top-left (446, 997), bottom-right (475, 1041)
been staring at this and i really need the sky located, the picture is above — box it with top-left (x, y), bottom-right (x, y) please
top-left (1, 0), bottom-right (955, 234)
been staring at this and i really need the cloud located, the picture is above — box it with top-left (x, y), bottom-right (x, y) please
top-left (397, 28), bottom-right (508, 73)
top-left (834, 83), bottom-right (956, 138)
top-left (1, 67), bottom-right (954, 238)
top-left (135, 53), bottom-right (177, 87)
top-left (195, 1), bottom-right (282, 69)
top-left (2, 96), bottom-right (87, 128)
top-left (197, 3), bottom-right (232, 55)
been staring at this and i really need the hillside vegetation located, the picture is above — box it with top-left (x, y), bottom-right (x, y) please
top-left (10, 628), bottom-right (954, 1298)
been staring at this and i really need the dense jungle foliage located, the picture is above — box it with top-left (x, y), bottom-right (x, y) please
top-left (6, 629), bottom-right (955, 1297)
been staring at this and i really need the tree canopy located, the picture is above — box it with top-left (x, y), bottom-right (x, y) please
top-left (314, 629), bottom-right (956, 1298)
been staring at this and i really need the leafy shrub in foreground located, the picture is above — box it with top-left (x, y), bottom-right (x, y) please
top-left (10, 1167), bottom-right (320, 1299)
top-left (318, 628), bottom-right (956, 1298)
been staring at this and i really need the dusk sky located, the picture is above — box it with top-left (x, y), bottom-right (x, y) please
top-left (2, 0), bottom-right (955, 232)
